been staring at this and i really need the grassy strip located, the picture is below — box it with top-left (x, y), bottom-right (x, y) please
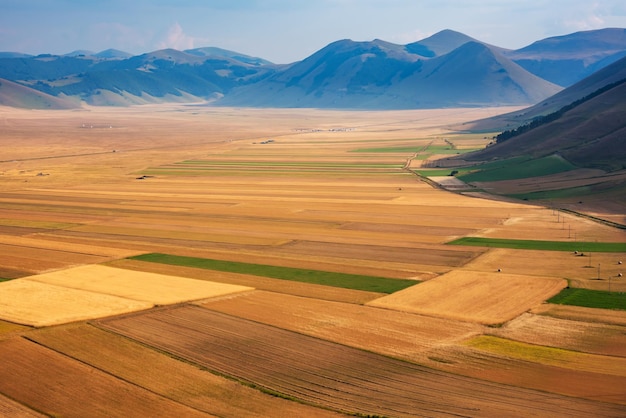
top-left (128, 253), bottom-right (418, 294)
top-left (448, 237), bottom-right (626, 252)
top-left (548, 288), bottom-right (626, 310)
top-left (465, 335), bottom-right (578, 363)
top-left (458, 155), bottom-right (576, 183)
top-left (177, 161), bottom-right (402, 168)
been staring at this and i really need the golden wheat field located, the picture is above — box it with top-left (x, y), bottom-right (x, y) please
top-left (0, 104), bottom-right (625, 417)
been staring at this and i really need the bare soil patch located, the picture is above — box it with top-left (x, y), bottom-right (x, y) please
top-left (0, 320), bottom-right (30, 338)
top-left (531, 303), bottom-right (626, 327)
top-left (199, 290), bottom-right (483, 361)
top-left (29, 323), bottom-right (342, 418)
top-left (0, 394), bottom-right (45, 418)
top-left (368, 270), bottom-right (566, 324)
top-left (493, 313), bottom-right (626, 357)
top-left (0, 336), bottom-right (211, 417)
top-left (426, 345), bottom-right (626, 406)
top-left (98, 304), bottom-right (625, 417)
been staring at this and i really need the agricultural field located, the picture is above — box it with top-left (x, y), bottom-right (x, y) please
top-left (0, 104), bottom-right (624, 416)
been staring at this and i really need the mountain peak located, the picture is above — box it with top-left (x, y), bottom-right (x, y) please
top-left (407, 29), bottom-right (476, 56)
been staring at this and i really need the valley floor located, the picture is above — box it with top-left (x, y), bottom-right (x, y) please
top-left (0, 105), bottom-right (624, 417)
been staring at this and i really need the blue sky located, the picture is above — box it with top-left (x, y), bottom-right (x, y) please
top-left (1, 0), bottom-right (625, 63)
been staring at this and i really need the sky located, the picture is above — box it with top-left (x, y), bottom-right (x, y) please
top-left (1, 0), bottom-right (626, 63)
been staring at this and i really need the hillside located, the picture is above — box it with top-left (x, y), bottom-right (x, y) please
top-left (464, 80), bottom-right (626, 171)
top-left (0, 78), bottom-right (78, 109)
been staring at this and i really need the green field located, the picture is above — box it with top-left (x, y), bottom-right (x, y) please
top-left (177, 160), bottom-right (402, 168)
top-left (352, 143), bottom-right (478, 155)
top-left (548, 288), bottom-right (626, 310)
top-left (458, 155), bottom-right (576, 183)
top-left (448, 237), bottom-right (626, 252)
top-left (128, 253), bottom-right (418, 294)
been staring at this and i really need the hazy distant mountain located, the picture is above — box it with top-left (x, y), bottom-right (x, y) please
top-left (0, 47), bottom-right (276, 106)
top-left (94, 49), bottom-right (133, 59)
top-left (219, 39), bottom-right (561, 109)
top-left (184, 47), bottom-right (273, 65)
top-left (0, 52), bottom-right (32, 58)
top-left (0, 28), bottom-right (624, 109)
top-left (505, 28), bottom-right (626, 86)
top-left (64, 50), bottom-right (95, 57)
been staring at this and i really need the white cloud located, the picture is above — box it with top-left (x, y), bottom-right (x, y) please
top-left (156, 22), bottom-right (195, 50)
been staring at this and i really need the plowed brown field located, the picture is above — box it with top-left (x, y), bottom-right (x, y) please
top-left (494, 312), bottom-right (626, 357)
top-left (0, 337), bottom-right (212, 417)
top-left (99, 305), bottom-right (625, 417)
top-left (29, 323), bottom-right (343, 418)
top-left (0, 394), bottom-right (44, 418)
top-left (199, 290), bottom-right (483, 360)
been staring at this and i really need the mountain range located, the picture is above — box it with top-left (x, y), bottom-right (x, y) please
top-left (1, 28), bottom-right (625, 110)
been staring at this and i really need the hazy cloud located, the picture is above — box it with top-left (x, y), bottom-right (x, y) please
top-left (156, 22), bottom-right (195, 50)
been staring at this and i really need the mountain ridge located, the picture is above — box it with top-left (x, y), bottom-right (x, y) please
top-left (0, 28), bottom-right (624, 109)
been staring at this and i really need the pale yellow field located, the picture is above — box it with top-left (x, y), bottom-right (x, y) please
top-left (24, 265), bottom-right (253, 305)
top-left (0, 280), bottom-right (152, 327)
top-left (368, 270), bottom-right (567, 324)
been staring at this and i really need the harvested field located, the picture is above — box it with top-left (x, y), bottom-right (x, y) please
top-left (472, 206), bottom-right (626, 242)
top-left (493, 313), bottom-right (626, 357)
top-left (0, 279), bottom-right (152, 326)
top-left (532, 303), bottom-right (626, 326)
top-left (0, 242), bottom-right (109, 273)
top-left (29, 323), bottom-right (343, 418)
top-left (463, 248), bottom-right (626, 292)
top-left (465, 335), bottom-right (626, 377)
top-left (0, 394), bottom-right (45, 418)
top-left (425, 344), bottom-right (626, 405)
top-left (0, 337), bottom-right (211, 418)
top-left (0, 320), bottom-right (30, 338)
top-left (25, 264), bottom-right (253, 305)
top-left (199, 290), bottom-right (483, 361)
top-left (368, 270), bottom-right (566, 324)
top-left (99, 305), bottom-right (625, 417)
